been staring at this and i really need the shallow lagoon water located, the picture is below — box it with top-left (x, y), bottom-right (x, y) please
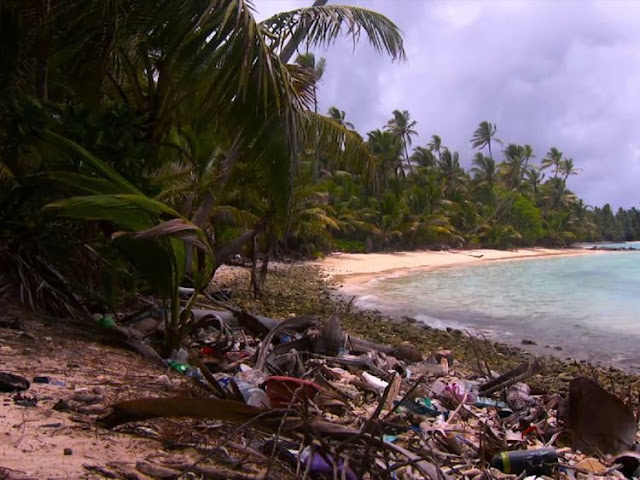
top-left (351, 250), bottom-right (640, 371)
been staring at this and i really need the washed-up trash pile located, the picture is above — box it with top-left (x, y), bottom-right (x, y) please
top-left (70, 296), bottom-right (640, 479)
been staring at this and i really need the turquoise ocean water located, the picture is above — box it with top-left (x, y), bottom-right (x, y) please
top-left (349, 246), bottom-right (640, 371)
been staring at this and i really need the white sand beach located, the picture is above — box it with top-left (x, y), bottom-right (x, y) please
top-left (315, 248), bottom-right (597, 282)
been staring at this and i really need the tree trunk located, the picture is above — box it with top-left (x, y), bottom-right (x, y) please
top-left (278, 1), bottom-right (329, 63)
top-left (213, 228), bottom-right (257, 272)
top-left (312, 84), bottom-right (320, 182)
top-left (403, 141), bottom-right (414, 175)
top-left (250, 233), bottom-right (260, 298)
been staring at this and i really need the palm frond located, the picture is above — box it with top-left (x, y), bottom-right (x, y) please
top-left (303, 111), bottom-right (374, 175)
top-left (44, 194), bottom-right (181, 231)
top-left (261, 5), bottom-right (405, 62)
top-left (211, 206), bottom-right (260, 228)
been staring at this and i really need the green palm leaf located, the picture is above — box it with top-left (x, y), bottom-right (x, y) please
top-left (261, 5), bottom-right (405, 62)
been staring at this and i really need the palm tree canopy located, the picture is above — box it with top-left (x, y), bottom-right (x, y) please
top-left (471, 153), bottom-right (496, 185)
top-left (428, 135), bottom-right (442, 154)
top-left (260, 5), bottom-right (406, 63)
top-left (541, 147), bottom-right (563, 172)
top-left (560, 158), bottom-right (581, 179)
top-left (385, 109), bottom-right (418, 146)
top-left (471, 121), bottom-right (502, 150)
top-left (328, 106), bottom-right (354, 129)
top-left (295, 52), bottom-right (327, 81)
top-left (410, 146), bottom-right (436, 168)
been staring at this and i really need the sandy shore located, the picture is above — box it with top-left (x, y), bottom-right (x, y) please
top-left (315, 247), bottom-right (596, 282)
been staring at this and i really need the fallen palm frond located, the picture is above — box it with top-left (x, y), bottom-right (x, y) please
top-left (101, 397), bottom-right (302, 435)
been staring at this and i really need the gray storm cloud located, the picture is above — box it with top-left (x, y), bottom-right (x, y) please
top-left (257, 0), bottom-right (640, 208)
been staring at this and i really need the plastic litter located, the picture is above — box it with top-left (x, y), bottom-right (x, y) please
top-left (362, 372), bottom-right (388, 391)
top-left (33, 376), bottom-right (66, 387)
top-left (490, 447), bottom-right (557, 475)
top-left (170, 348), bottom-right (189, 364)
top-left (167, 360), bottom-right (189, 373)
top-left (97, 315), bottom-right (117, 329)
top-left (474, 396), bottom-right (508, 409)
top-left (263, 376), bottom-right (321, 408)
top-left (235, 380), bottom-right (271, 409)
top-left (300, 446), bottom-right (357, 480)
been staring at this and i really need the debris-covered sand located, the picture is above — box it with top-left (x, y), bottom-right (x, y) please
top-left (0, 301), bottom-right (200, 479)
top-left (2, 263), bottom-right (640, 479)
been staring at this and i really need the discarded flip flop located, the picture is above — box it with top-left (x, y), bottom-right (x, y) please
top-left (0, 372), bottom-right (30, 392)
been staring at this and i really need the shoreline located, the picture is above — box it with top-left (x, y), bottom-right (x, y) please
top-left (212, 262), bottom-right (640, 395)
top-left (314, 247), bottom-right (599, 284)
top-left (313, 247), bottom-right (638, 370)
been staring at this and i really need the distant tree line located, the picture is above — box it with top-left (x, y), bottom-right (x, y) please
top-left (286, 99), bottom-right (637, 254)
top-left (592, 205), bottom-right (640, 242)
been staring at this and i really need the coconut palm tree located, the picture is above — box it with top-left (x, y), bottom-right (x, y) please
top-left (438, 148), bottom-right (465, 193)
top-left (296, 52), bottom-right (327, 181)
top-left (263, 4), bottom-right (406, 64)
top-left (366, 129), bottom-right (403, 192)
top-left (500, 144), bottom-right (525, 190)
top-left (410, 146), bottom-right (436, 169)
top-left (328, 106), bottom-right (354, 129)
top-left (296, 52), bottom-right (327, 114)
top-left (471, 153), bottom-right (497, 191)
top-left (471, 121), bottom-right (502, 160)
top-left (428, 134), bottom-right (444, 161)
top-left (525, 167), bottom-right (545, 200)
top-left (519, 144), bottom-right (535, 186)
top-left (559, 157), bottom-right (581, 182)
top-left (385, 109), bottom-right (417, 174)
top-left (541, 147), bottom-right (563, 178)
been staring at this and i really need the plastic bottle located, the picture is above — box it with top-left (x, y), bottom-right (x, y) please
top-left (170, 348), bottom-right (189, 364)
top-left (167, 360), bottom-right (189, 373)
top-left (235, 380), bottom-right (271, 409)
top-left (185, 367), bottom-right (204, 381)
top-left (490, 448), bottom-right (558, 475)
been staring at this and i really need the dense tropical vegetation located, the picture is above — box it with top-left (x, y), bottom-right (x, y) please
top-left (0, 1), bottom-right (637, 346)
top-left (287, 110), bottom-right (640, 253)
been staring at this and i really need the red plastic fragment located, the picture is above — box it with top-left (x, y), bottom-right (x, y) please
top-left (263, 376), bottom-right (322, 408)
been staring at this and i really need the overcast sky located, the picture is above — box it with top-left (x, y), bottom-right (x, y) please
top-left (256, 1), bottom-right (640, 208)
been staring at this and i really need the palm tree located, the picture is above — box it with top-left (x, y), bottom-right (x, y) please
top-left (519, 144), bottom-right (535, 186)
top-left (559, 157), bottom-right (581, 182)
top-left (471, 121), bottom-right (502, 160)
top-left (296, 52), bottom-right (327, 182)
top-left (328, 106), bottom-right (354, 129)
top-left (385, 109), bottom-right (417, 174)
top-left (438, 148), bottom-right (465, 193)
top-left (525, 167), bottom-right (545, 200)
top-left (296, 52), bottom-right (327, 114)
top-left (367, 129), bottom-right (403, 192)
top-left (471, 153), bottom-right (496, 191)
top-left (410, 146), bottom-right (436, 168)
top-left (428, 134), bottom-right (444, 161)
top-left (500, 144), bottom-right (525, 190)
top-left (541, 147), bottom-right (563, 178)
top-left (270, 4), bottom-right (406, 64)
